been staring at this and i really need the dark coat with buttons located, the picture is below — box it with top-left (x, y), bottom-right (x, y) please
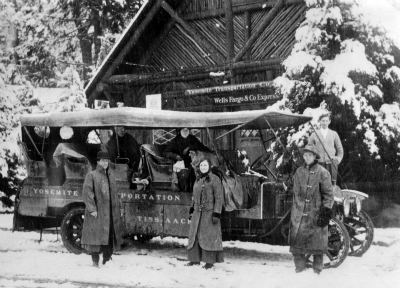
top-left (289, 162), bottom-right (334, 254)
top-left (188, 172), bottom-right (224, 251)
top-left (81, 165), bottom-right (124, 249)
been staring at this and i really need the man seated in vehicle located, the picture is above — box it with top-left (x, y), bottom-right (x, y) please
top-left (164, 128), bottom-right (212, 191)
top-left (164, 128), bottom-right (212, 168)
top-left (107, 126), bottom-right (141, 172)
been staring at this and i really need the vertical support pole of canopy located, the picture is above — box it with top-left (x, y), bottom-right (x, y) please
top-left (264, 116), bottom-right (287, 154)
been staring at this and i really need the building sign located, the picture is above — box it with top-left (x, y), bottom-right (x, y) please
top-left (212, 94), bottom-right (280, 105)
top-left (163, 81), bottom-right (281, 110)
top-left (184, 81), bottom-right (274, 96)
top-left (146, 93), bottom-right (162, 110)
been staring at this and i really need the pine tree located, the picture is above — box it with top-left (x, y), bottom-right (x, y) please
top-left (273, 0), bottom-right (400, 183)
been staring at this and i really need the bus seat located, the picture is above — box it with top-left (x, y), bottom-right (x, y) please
top-left (141, 144), bottom-right (173, 183)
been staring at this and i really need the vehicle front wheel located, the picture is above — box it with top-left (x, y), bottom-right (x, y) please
top-left (306, 217), bottom-right (350, 269)
top-left (345, 210), bottom-right (374, 257)
top-left (61, 207), bottom-right (86, 254)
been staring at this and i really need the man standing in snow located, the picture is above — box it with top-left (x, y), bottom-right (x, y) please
top-left (289, 144), bottom-right (334, 274)
top-left (309, 113), bottom-right (343, 186)
top-left (81, 151), bottom-right (124, 267)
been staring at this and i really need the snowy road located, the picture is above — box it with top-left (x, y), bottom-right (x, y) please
top-left (0, 214), bottom-right (399, 288)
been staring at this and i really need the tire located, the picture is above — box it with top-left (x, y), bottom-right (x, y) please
top-left (306, 217), bottom-right (350, 269)
top-left (345, 210), bottom-right (374, 257)
top-left (60, 207), bottom-right (87, 254)
top-left (325, 217), bottom-right (350, 268)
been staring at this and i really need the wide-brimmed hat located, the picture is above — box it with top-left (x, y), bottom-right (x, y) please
top-left (97, 150), bottom-right (111, 160)
top-left (302, 144), bottom-right (320, 159)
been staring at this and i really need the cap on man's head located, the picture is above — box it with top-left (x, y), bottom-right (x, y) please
top-left (302, 144), bottom-right (320, 159)
top-left (97, 151), bottom-right (111, 160)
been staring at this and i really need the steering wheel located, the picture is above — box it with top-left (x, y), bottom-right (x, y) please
top-left (250, 152), bottom-right (272, 171)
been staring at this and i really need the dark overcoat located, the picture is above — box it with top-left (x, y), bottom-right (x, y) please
top-left (164, 134), bottom-right (211, 168)
top-left (81, 165), bottom-right (124, 249)
top-left (107, 133), bottom-right (141, 170)
top-left (289, 162), bottom-right (334, 254)
top-left (188, 173), bottom-right (224, 251)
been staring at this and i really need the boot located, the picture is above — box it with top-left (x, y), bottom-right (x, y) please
top-left (185, 261), bottom-right (200, 266)
top-left (203, 263), bottom-right (214, 269)
top-left (102, 256), bottom-right (112, 265)
top-left (91, 254), bottom-right (99, 267)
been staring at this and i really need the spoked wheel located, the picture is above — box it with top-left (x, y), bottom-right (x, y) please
top-left (61, 207), bottom-right (86, 254)
top-left (306, 218), bottom-right (350, 269)
top-left (344, 210), bottom-right (374, 257)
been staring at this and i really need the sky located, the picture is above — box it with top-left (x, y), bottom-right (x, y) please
top-left (356, 0), bottom-right (400, 48)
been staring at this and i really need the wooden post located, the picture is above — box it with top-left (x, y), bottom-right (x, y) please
top-left (233, 0), bottom-right (285, 62)
top-left (160, 1), bottom-right (224, 63)
top-left (224, 0), bottom-right (235, 62)
top-left (107, 58), bottom-right (282, 85)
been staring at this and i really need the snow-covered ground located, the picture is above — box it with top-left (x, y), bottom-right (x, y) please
top-left (0, 214), bottom-right (399, 288)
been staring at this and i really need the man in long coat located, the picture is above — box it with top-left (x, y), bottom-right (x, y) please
top-left (309, 113), bottom-right (343, 185)
top-left (289, 144), bottom-right (334, 274)
top-left (81, 151), bottom-right (124, 267)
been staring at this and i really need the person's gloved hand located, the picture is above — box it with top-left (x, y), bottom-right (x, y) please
top-left (90, 211), bottom-right (98, 218)
top-left (176, 155), bottom-right (183, 161)
top-left (212, 212), bottom-right (220, 224)
top-left (188, 206), bottom-right (194, 220)
top-left (317, 207), bottom-right (332, 227)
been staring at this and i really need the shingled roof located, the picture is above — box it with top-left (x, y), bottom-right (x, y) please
top-left (85, 0), bottom-right (306, 102)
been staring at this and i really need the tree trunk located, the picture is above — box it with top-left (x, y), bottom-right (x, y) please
top-left (92, 8), bottom-right (102, 67)
top-left (72, 1), bottom-right (92, 82)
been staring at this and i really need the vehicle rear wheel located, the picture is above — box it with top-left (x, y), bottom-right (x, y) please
top-left (61, 207), bottom-right (86, 254)
top-left (135, 234), bottom-right (153, 243)
top-left (306, 217), bottom-right (350, 269)
top-left (345, 210), bottom-right (374, 257)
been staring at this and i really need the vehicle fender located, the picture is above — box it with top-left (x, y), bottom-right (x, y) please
top-left (333, 188), bottom-right (369, 203)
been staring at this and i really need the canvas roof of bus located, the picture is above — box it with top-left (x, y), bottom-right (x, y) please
top-left (20, 107), bottom-right (311, 130)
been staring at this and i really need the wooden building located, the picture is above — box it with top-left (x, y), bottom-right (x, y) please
top-left (84, 0), bottom-right (306, 157)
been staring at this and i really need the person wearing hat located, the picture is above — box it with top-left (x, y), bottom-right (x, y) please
top-left (309, 113), bottom-right (343, 186)
top-left (81, 151), bottom-right (124, 267)
top-left (289, 144), bottom-right (334, 274)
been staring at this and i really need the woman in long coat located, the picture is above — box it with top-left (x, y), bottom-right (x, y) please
top-left (81, 151), bottom-right (124, 267)
top-left (187, 159), bottom-right (224, 269)
top-left (289, 144), bottom-right (334, 274)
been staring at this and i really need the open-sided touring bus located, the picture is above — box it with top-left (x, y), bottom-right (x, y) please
top-left (15, 107), bottom-right (373, 268)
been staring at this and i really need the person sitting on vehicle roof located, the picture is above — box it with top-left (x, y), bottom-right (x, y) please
top-left (107, 126), bottom-right (141, 171)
